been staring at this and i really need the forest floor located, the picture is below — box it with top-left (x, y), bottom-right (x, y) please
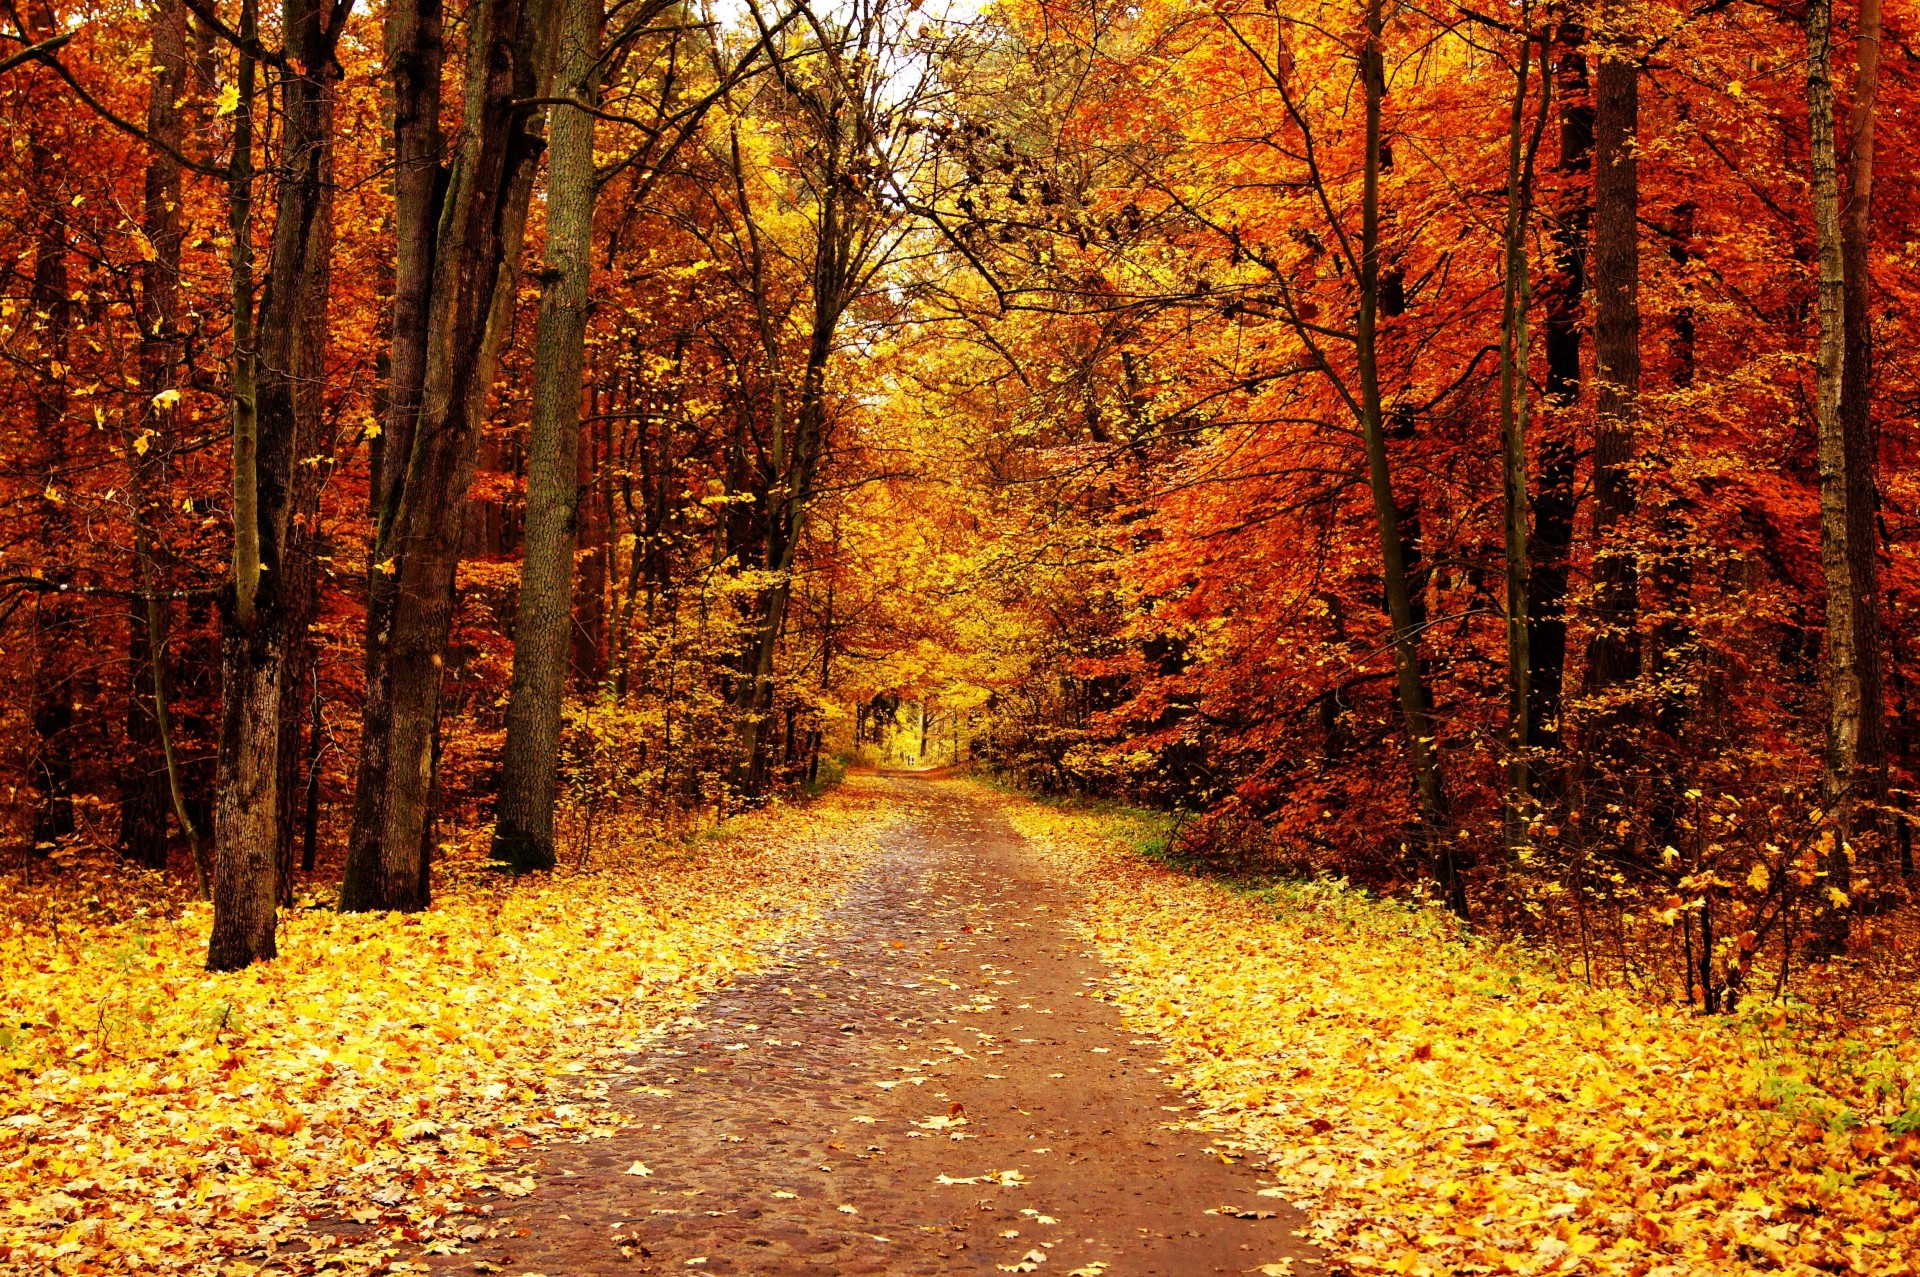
top-left (393, 773), bottom-right (1321, 1277)
top-left (5, 774), bottom-right (1918, 1277)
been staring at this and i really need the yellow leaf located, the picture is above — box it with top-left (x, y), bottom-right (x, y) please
top-left (215, 83), bottom-right (240, 116)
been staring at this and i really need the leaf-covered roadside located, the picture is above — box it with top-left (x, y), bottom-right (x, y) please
top-left (0, 789), bottom-right (891, 1274)
top-left (994, 791), bottom-right (1920, 1277)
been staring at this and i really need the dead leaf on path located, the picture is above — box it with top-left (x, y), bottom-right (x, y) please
top-left (1205, 1205), bottom-right (1276, 1219)
top-left (1256, 1263), bottom-right (1293, 1276)
top-left (625, 1161), bottom-right (652, 1176)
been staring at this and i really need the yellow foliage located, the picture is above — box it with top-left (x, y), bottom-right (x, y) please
top-left (995, 792), bottom-right (1920, 1277)
top-left (0, 796), bottom-right (889, 1272)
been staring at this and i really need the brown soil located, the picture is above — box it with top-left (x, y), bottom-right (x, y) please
top-left (428, 777), bottom-right (1321, 1275)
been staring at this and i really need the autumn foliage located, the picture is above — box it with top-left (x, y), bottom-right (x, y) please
top-left (1, 0), bottom-right (1919, 1269)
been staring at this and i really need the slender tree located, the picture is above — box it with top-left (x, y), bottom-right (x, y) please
top-left (1806, 0), bottom-right (1859, 952)
top-left (1839, 0), bottom-right (1886, 840)
top-left (1498, 13), bottom-right (1551, 850)
top-left (1355, 0), bottom-right (1460, 914)
top-left (1584, 0), bottom-right (1640, 715)
top-left (491, 0), bottom-right (605, 872)
top-left (1526, 19), bottom-right (1591, 762)
top-left (122, 0), bottom-right (191, 870)
top-left (343, 0), bottom-right (443, 906)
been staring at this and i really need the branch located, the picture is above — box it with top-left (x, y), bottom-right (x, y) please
top-left (10, 37), bottom-right (226, 177)
top-left (0, 576), bottom-right (221, 602)
top-left (0, 29), bottom-right (68, 74)
top-left (179, 0), bottom-right (290, 69)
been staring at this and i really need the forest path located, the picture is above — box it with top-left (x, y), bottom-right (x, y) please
top-left (431, 775), bottom-right (1320, 1276)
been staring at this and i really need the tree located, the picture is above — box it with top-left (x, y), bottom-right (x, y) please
top-left (1583, 0), bottom-right (1642, 741)
top-left (1805, 0), bottom-right (1858, 953)
top-left (209, 0), bottom-right (354, 971)
top-left (122, 0), bottom-right (191, 873)
top-left (1838, 0), bottom-right (1887, 855)
top-left (341, 0), bottom-right (562, 911)
top-left (1498, 11), bottom-right (1552, 847)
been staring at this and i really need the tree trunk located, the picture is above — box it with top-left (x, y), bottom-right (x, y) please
top-left (272, 26), bottom-right (336, 904)
top-left (1526, 21), bottom-right (1591, 759)
top-left (1839, 0), bottom-right (1886, 847)
top-left (123, 0), bottom-right (191, 871)
top-left (1500, 27), bottom-right (1549, 851)
top-left (341, 0), bottom-right (445, 912)
top-left (1356, 0), bottom-right (1461, 916)
top-left (210, 1), bottom-right (271, 970)
top-left (1585, 4), bottom-right (1641, 711)
top-left (1807, 0), bottom-right (1858, 953)
top-left (341, 0), bottom-right (560, 911)
top-left (493, 0), bottom-right (603, 873)
top-left (209, 0), bottom-right (345, 970)
top-left (26, 67), bottom-right (75, 856)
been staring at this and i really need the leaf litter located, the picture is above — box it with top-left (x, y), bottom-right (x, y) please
top-left (996, 793), bottom-right (1920, 1277)
top-left (0, 794), bottom-right (892, 1272)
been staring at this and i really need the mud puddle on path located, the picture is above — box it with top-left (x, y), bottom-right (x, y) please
top-left (426, 777), bottom-right (1321, 1275)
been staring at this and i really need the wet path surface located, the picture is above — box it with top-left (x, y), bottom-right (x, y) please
top-left (432, 778), bottom-right (1319, 1275)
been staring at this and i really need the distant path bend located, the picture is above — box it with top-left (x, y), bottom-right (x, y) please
top-left (432, 776), bottom-right (1320, 1275)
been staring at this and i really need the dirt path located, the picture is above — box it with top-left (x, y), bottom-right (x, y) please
top-left (431, 777), bottom-right (1320, 1275)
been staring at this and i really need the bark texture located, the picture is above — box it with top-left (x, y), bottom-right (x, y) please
top-left (1525, 22), bottom-right (1590, 757)
top-left (1500, 30), bottom-right (1549, 848)
top-left (492, 0), bottom-right (603, 873)
top-left (1839, 0), bottom-right (1886, 815)
top-left (1806, 0), bottom-right (1858, 951)
top-left (1585, 5), bottom-right (1641, 703)
top-left (209, 0), bottom-right (344, 970)
top-left (123, 0), bottom-right (190, 870)
top-left (342, 0), bottom-right (560, 910)
top-left (1355, 0), bottom-right (1461, 915)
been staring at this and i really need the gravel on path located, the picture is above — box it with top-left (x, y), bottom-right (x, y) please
top-left (428, 776), bottom-right (1322, 1276)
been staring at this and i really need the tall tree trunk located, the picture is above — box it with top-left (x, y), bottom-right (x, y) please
top-left (26, 33), bottom-right (75, 855)
top-left (1526, 20), bottom-right (1591, 759)
top-left (209, 0), bottom-right (347, 970)
top-left (209, 0), bottom-right (275, 969)
top-left (1585, 4), bottom-right (1641, 711)
top-left (341, 0), bottom-right (560, 911)
top-left (1500, 26), bottom-right (1550, 851)
top-left (492, 0), bottom-right (603, 873)
top-left (1356, 0), bottom-right (1461, 916)
top-left (124, 0), bottom-right (191, 870)
top-left (1807, 0), bottom-right (1858, 953)
top-left (272, 58), bottom-right (335, 903)
top-left (342, 0), bottom-right (445, 911)
top-left (1839, 0), bottom-right (1886, 853)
